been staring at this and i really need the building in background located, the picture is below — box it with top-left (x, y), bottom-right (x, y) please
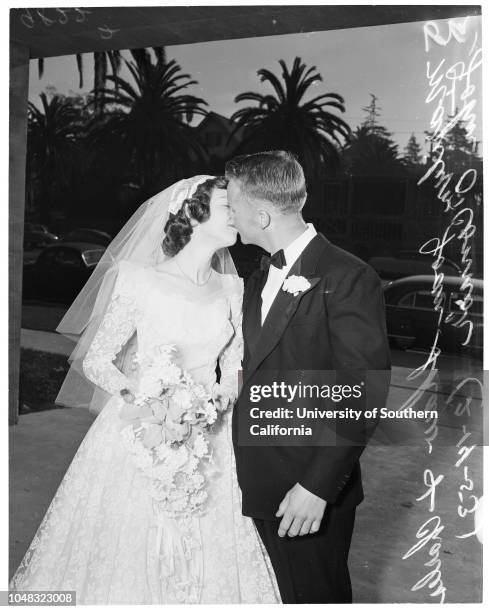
top-left (193, 112), bottom-right (244, 173)
top-left (307, 169), bottom-right (483, 273)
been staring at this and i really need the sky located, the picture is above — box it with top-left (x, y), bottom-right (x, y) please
top-left (28, 15), bottom-right (483, 155)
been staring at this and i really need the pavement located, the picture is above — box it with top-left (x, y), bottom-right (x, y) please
top-left (10, 325), bottom-right (484, 602)
top-left (21, 328), bottom-right (75, 356)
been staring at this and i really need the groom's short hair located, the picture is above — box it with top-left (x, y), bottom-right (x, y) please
top-left (225, 150), bottom-right (307, 213)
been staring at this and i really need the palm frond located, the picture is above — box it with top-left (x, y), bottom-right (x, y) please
top-left (153, 46), bottom-right (166, 65)
top-left (257, 68), bottom-right (286, 104)
top-left (232, 56), bottom-right (351, 177)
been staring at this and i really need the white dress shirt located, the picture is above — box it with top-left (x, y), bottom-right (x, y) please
top-left (261, 223), bottom-right (317, 324)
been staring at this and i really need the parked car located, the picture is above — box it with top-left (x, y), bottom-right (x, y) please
top-left (383, 275), bottom-right (483, 357)
top-left (369, 253), bottom-right (461, 281)
top-left (397, 250), bottom-right (462, 273)
top-left (60, 228), bottom-right (113, 247)
top-left (23, 242), bottom-right (106, 304)
top-left (25, 223), bottom-right (51, 234)
top-left (23, 230), bottom-right (59, 250)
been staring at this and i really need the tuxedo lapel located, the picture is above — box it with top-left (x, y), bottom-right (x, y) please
top-left (242, 233), bottom-right (329, 386)
top-left (242, 270), bottom-right (267, 361)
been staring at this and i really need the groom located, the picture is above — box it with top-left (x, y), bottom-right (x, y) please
top-left (226, 151), bottom-right (391, 604)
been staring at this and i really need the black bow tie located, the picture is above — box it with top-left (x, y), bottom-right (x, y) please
top-left (260, 249), bottom-right (287, 271)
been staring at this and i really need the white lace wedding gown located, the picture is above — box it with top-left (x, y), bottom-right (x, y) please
top-left (10, 261), bottom-right (280, 604)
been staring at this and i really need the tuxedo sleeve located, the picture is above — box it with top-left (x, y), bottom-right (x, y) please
top-left (299, 264), bottom-right (391, 503)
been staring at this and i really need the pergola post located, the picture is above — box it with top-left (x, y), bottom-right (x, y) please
top-left (9, 41), bottom-right (29, 426)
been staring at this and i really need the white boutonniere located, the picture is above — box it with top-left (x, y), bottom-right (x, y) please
top-left (282, 275), bottom-right (311, 296)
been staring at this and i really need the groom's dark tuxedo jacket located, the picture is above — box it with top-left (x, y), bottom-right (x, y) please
top-left (232, 233), bottom-right (391, 520)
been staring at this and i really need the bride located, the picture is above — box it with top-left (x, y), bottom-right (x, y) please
top-left (10, 175), bottom-right (280, 604)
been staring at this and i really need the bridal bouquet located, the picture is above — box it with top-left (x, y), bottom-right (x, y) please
top-left (118, 344), bottom-right (219, 518)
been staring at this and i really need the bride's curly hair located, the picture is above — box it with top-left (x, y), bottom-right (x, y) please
top-left (162, 176), bottom-right (228, 257)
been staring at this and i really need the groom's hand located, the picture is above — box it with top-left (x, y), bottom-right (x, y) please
top-left (276, 483), bottom-right (327, 537)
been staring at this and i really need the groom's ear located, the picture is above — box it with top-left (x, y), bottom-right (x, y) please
top-left (257, 209), bottom-right (271, 230)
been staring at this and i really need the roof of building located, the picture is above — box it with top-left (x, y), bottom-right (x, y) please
top-left (195, 112), bottom-right (238, 133)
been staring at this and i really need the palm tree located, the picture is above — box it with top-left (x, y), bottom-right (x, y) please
top-left (92, 50), bottom-right (124, 114)
top-left (88, 48), bottom-right (208, 195)
top-left (27, 93), bottom-right (84, 222)
top-left (230, 57), bottom-right (351, 178)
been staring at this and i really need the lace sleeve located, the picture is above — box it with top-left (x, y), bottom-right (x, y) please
top-left (82, 263), bottom-right (138, 397)
top-left (214, 276), bottom-right (244, 411)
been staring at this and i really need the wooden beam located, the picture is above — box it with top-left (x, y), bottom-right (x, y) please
top-left (10, 5), bottom-right (481, 60)
top-left (9, 42), bottom-right (29, 425)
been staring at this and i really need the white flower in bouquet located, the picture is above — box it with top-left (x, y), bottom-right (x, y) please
top-left (164, 419), bottom-right (190, 444)
top-left (183, 455), bottom-right (199, 474)
top-left (193, 433), bottom-right (210, 458)
top-left (171, 388), bottom-right (194, 413)
top-left (138, 372), bottom-right (163, 400)
top-left (163, 444), bottom-right (190, 473)
top-left (159, 363), bottom-right (182, 385)
top-left (192, 383), bottom-right (209, 402)
top-left (180, 370), bottom-right (195, 385)
top-left (150, 474), bottom-right (179, 498)
top-left (191, 489), bottom-right (208, 508)
top-left (200, 400), bottom-right (218, 425)
top-left (150, 465), bottom-right (174, 488)
top-left (190, 473), bottom-right (205, 489)
top-left (169, 494), bottom-right (189, 513)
